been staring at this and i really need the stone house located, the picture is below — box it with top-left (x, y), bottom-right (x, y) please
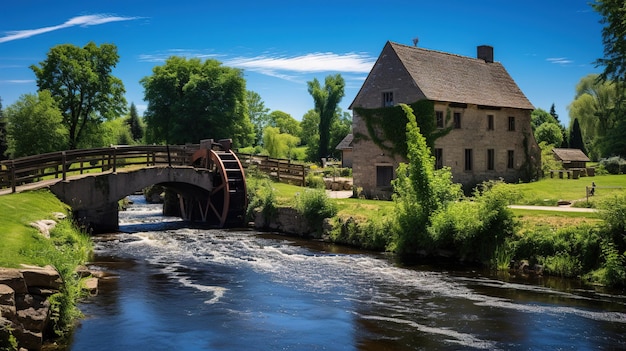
top-left (335, 133), bottom-right (353, 168)
top-left (349, 41), bottom-right (540, 198)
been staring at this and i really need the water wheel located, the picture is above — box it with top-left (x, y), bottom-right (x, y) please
top-left (190, 147), bottom-right (247, 227)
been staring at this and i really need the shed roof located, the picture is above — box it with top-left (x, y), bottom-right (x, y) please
top-left (552, 148), bottom-right (590, 162)
top-left (335, 133), bottom-right (353, 150)
top-left (385, 41), bottom-right (534, 110)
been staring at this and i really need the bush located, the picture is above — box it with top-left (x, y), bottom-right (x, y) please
top-left (598, 156), bottom-right (626, 174)
top-left (245, 174), bottom-right (277, 222)
top-left (330, 216), bottom-right (393, 251)
top-left (295, 189), bottom-right (337, 234)
top-left (540, 253), bottom-right (582, 277)
top-left (305, 172), bottom-right (325, 189)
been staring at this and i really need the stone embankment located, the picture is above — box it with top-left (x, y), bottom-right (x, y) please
top-left (0, 265), bottom-right (98, 351)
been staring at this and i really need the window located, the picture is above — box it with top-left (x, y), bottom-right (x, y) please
top-left (454, 112), bottom-right (462, 129)
top-left (376, 165), bottom-right (394, 187)
top-left (508, 116), bottom-right (515, 131)
top-left (487, 115), bottom-right (494, 131)
top-left (436, 111), bottom-right (444, 128)
top-left (507, 150), bottom-right (515, 169)
top-left (382, 92), bottom-right (394, 107)
top-left (464, 149), bottom-right (473, 171)
top-left (434, 148), bottom-right (443, 169)
top-left (487, 149), bottom-right (495, 170)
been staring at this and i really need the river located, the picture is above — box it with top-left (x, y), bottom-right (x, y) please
top-left (68, 196), bottom-right (626, 350)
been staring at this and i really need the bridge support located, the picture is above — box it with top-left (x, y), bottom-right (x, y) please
top-left (73, 203), bottom-right (119, 234)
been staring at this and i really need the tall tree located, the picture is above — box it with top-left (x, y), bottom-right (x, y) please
top-left (247, 91), bottom-right (270, 146)
top-left (549, 103), bottom-right (560, 123)
top-left (141, 56), bottom-right (254, 146)
top-left (0, 97), bottom-right (7, 160)
top-left (531, 108), bottom-right (557, 131)
top-left (31, 42), bottom-right (126, 149)
top-left (568, 118), bottom-right (587, 155)
top-left (127, 102), bottom-right (144, 142)
top-left (307, 74), bottom-right (345, 162)
top-left (535, 122), bottom-right (564, 147)
top-left (268, 110), bottom-right (301, 137)
top-left (593, 0), bottom-right (626, 88)
top-left (5, 91), bottom-right (68, 158)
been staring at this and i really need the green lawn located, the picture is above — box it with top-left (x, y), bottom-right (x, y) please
top-left (509, 174), bottom-right (626, 206)
top-left (0, 190), bottom-right (71, 267)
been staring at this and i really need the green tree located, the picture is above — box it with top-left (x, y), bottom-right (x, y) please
top-left (549, 103), bottom-right (560, 123)
top-left (247, 90), bottom-right (270, 146)
top-left (307, 74), bottom-right (345, 162)
top-left (262, 126), bottom-right (300, 159)
top-left (31, 42), bottom-right (126, 149)
top-left (568, 74), bottom-right (622, 157)
top-left (535, 122), bottom-right (564, 146)
top-left (127, 102), bottom-right (144, 142)
top-left (268, 110), bottom-right (301, 137)
top-left (141, 56), bottom-right (254, 146)
top-left (531, 108), bottom-right (557, 131)
top-left (329, 110), bottom-right (352, 159)
top-left (568, 118), bottom-right (587, 155)
top-left (0, 97), bottom-right (8, 160)
top-left (5, 91), bottom-right (68, 157)
top-left (593, 0), bottom-right (626, 88)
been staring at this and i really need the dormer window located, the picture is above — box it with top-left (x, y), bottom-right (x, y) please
top-left (382, 91), bottom-right (394, 107)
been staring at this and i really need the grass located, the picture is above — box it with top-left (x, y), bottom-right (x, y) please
top-left (0, 190), bottom-right (73, 267)
top-left (511, 174), bottom-right (626, 206)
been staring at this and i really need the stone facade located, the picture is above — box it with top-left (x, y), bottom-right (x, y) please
top-left (350, 41), bottom-right (540, 198)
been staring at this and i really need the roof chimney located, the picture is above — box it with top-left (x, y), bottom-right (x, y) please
top-left (477, 45), bottom-right (493, 63)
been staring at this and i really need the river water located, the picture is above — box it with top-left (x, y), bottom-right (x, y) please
top-left (69, 196), bottom-right (626, 350)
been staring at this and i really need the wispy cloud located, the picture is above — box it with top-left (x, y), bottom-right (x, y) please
top-left (547, 57), bottom-right (574, 66)
top-left (0, 14), bottom-right (141, 44)
top-left (0, 79), bottom-right (34, 84)
top-left (139, 50), bottom-right (375, 82)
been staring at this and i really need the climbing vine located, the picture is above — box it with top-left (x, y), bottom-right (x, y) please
top-left (354, 100), bottom-right (452, 158)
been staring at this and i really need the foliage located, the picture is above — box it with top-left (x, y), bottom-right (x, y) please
top-left (329, 110), bottom-right (352, 159)
top-left (568, 74), bottom-right (623, 158)
top-left (31, 42), bottom-right (126, 150)
top-left (245, 170), bottom-right (277, 221)
top-left (531, 108), bottom-right (557, 131)
top-left (549, 103), bottom-right (561, 124)
top-left (307, 74), bottom-right (345, 162)
top-left (535, 123), bottom-right (563, 148)
top-left (141, 56), bottom-right (254, 147)
top-left (247, 90), bottom-right (270, 146)
top-left (305, 172), bottom-right (326, 189)
top-left (354, 100), bottom-right (451, 159)
top-left (295, 189), bottom-right (338, 234)
top-left (598, 156), bottom-right (626, 174)
top-left (391, 104), bottom-right (461, 255)
top-left (595, 239), bottom-right (626, 286)
top-left (593, 0), bottom-right (626, 88)
top-left (568, 118), bottom-right (586, 154)
top-left (538, 141), bottom-right (563, 176)
top-left (330, 216), bottom-right (393, 251)
top-left (262, 126), bottom-right (300, 159)
top-left (0, 97), bottom-right (7, 160)
top-left (268, 110), bottom-right (302, 137)
top-left (127, 102), bottom-right (144, 142)
top-left (300, 109), bottom-right (320, 147)
top-left (598, 193), bottom-right (626, 250)
top-left (5, 91), bottom-right (68, 158)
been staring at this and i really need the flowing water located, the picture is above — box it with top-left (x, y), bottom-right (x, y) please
top-left (69, 196), bottom-right (626, 350)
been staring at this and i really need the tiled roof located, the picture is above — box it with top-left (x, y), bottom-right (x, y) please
top-left (389, 41), bottom-right (534, 110)
top-left (552, 148), bottom-right (590, 162)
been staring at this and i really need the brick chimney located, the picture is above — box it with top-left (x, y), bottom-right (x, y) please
top-left (477, 45), bottom-right (494, 63)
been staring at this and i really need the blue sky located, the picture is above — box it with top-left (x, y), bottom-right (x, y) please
top-left (0, 1), bottom-right (603, 127)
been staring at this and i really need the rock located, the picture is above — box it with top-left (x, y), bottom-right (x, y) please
top-left (17, 304), bottom-right (50, 333)
top-left (0, 268), bottom-right (27, 294)
top-left (0, 284), bottom-right (16, 320)
top-left (52, 212), bottom-right (67, 220)
top-left (82, 277), bottom-right (98, 295)
top-left (19, 265), bottom-right (63, 290)
top-left (13, 327), bottom-right (43, 351)
top-left (29, 220), bottom-right (57, 238)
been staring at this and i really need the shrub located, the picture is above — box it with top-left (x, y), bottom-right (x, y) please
top-left (295, 189), bottom-right (337, 234)
top-left (540, 253), bottom-right (582, 277)
top-left (245, 174), bottom-right (277, 222)
top-left (305, 172), bottom-right (325, 189)
top-left (598, 156), bottom-right (626, 174)
top-left (330, 216), bottom-right (393, 251)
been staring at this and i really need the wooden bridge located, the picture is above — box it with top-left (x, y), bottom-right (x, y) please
top-left (0, 139), bottom-right (248, 232)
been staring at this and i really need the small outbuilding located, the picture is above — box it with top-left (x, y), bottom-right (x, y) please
top-left (552, 148), bottom-right (590, 169)
top-left (335, 133), bottom-right (353, 168)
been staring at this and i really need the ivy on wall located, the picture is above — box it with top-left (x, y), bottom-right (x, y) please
top-left (354, 100), bottom-right (452, 159)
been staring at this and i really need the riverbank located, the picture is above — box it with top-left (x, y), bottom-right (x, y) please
top-left (0, 190), bottom-right (93, 350)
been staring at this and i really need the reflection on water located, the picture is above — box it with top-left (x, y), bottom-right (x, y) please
top-left (70, 196), bottom-right (626, 350)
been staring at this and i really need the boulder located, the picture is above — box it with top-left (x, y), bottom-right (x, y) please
top-left (17, 303), bottom-right (50, 333)
top-left (0, 268), bottom-right (27, 294)
top-left (19, 265), bottom-right (62, 290)
top-left (0, 284), bottom-right (16, 320)
top-left (82, 277), bottom-right (98, 295)
top-left (13, 327), bottom-right (43, 351)
top-left (29, 220), bottom-right (57, 238)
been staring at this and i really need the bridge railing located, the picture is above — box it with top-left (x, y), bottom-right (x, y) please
top-left (236, 153), bottom-right (308, 186)
top-left (0, 145), bottom-right (200, 193)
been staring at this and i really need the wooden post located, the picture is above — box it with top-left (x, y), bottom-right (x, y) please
top-left (62, 152), bottom-right (67, 181)
top-left (112, 147), bottom-right (117, 173)
top-left (10, 160), bottom-right (16, 193)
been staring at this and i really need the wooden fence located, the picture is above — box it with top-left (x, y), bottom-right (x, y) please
top-left (237, 153), bottom-right (308, 186)
top-left (0, 145), bottom-right (199, 193)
